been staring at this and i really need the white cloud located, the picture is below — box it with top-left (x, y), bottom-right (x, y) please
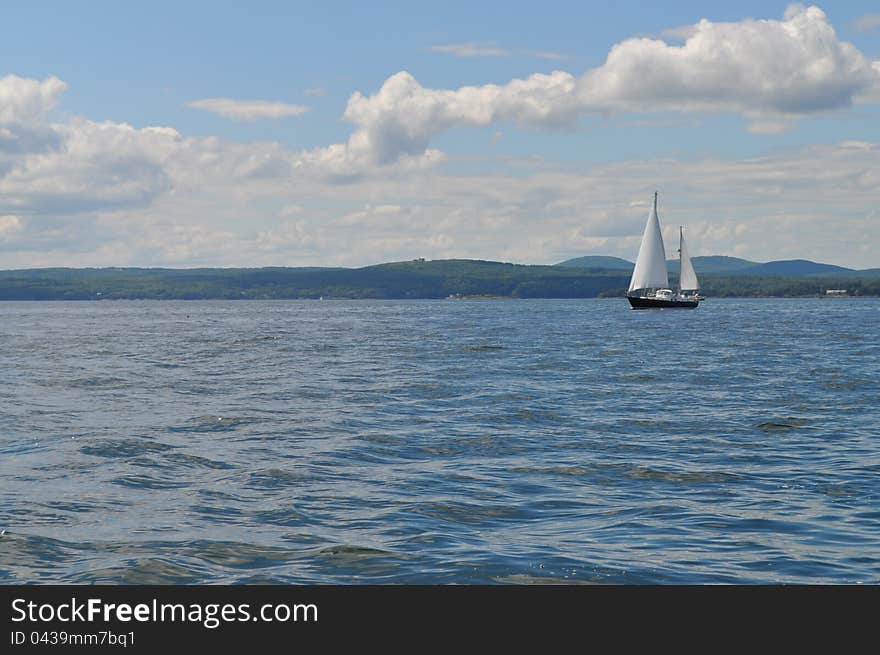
top-left (0, 97), bottom-right (438, 218)
top-left (430, 43), bottom-right (512, 57)
top-left (0, 214), bottom-right (22, 239)
top-left (1, 7), bottom-right (880, 270)
top-left (529, 51), bottom-right (569, 61)
top-left (0, 75), bottom-right (67, 171)
top-left (855, 61), bottom-right (880, 104)
top-left (339, 70), bottom-right (580, 164)
top-left (186, 98), bottom-right (309, 121)
top-left (304, 87), bottom-right (327, 97)
top-left (852, 13), bottom-right (880, 32)
top-left (581, 5), bottom-right (877, 119)
top-left (0, 75), bottom-right (67, 124)
top-left (0, 119), bottom-right (178, 213)
top-left (430, 43), bottom-right (568, 60)
top-left (2, 138), bottom-right (879, 268)
top-left (347, 5), bottom-right (880, 163)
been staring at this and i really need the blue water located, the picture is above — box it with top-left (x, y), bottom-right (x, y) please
top-left (0, 298), bottom-right (878, 584)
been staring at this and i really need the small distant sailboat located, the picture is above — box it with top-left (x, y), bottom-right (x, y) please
top-left (627, 192), bottom-right (701, 309)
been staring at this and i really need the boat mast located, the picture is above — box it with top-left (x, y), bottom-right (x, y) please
top-left (653, 191), bottom-right (658, 295)
top-left (678, 225), bottom-right (683, 294)
top-left (645, 191), bottom-right (665, 296)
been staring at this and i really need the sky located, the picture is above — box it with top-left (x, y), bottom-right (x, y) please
top-left (1, 1), bottom-right (879, 269)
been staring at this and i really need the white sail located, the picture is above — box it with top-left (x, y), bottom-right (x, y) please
top-left (628, 192), bottom-right (668, 293)
top-left (678, 227), bottom-right (699, 291)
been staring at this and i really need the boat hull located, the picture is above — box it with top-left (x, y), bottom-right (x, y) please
top-left (627, 296), bottom-right (699, 309)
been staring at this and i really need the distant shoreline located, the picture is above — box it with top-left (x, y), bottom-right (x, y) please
top-left (1, 294), bottom-right (877, 302)
top-left (1, 259), bottom-right (877, 300)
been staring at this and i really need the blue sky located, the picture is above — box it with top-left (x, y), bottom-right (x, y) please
top-left (1, 2), bottom-right (879, 267)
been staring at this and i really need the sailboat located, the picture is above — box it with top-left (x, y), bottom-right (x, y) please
top-left (627, 192), bottom-right (701, 309)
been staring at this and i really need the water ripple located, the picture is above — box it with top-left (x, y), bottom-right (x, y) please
top-left (1, 298), bottom-right (879, 584)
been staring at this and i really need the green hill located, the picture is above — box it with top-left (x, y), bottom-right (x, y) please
top-left (555, 256), bottom-right (633, 270)
top-left (735, 259), bottom-right (854, 276)
top-left (0, 259), bottom-right (877, 299)
top-left (559, 254), bottom-right (758, 274)
top-left (0, 260), bottom-right (631, 300)
top-left (668, 256), bottom-right (758, 274)
top-left (561, 254), bottom-right (862, 278)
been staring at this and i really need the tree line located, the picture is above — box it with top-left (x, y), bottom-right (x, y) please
top-left (0, 261), bottom-right (876, 300)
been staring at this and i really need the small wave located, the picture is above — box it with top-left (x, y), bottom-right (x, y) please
top-left (246, 468), bottom-right (313, 490)
top-left (755, 418), bottom-right (811, 432)
top-left (418, 435), bottom-right (521, 457)
top-left (37, 500), bottom-right (99, 514)
top-left (0, 533), bottom-right (75, 582)
top-left (816, 484), bottom-right (858, 498)
top-left (355, 433), bottom-right (408, 446)
top-left (626, 418), bottom-right (664, 426)
top-left (112, 475), bottom-right (190, 490)
top-left (187, 540), bottom-right (304, 569)
top-left (147, 360), bottom-right (182, 369)
top-left (463, 344), bottom-right (505, 351)
top-left (623, 373), bottom-right (657, 382)
top-left (163, 452), bottom-right (235, 470)
top-left (67, 558), bottom-right (207, 584)
top-left (409, 502), bottom-right (529, 526)
top-left (67, 376), bottom-right (130, 389)
top-left (311, 544), bottom-right (415, 578)
top-left (80, 439), bottom-right (174, 458)
top-left (492, 573), bottom-right (600, 585)
top-left (820, 379), bottom-right (872, 391)
top-left (231, 335), bottom-right (282, 345)
top-left (515, 408), bottom-right (563, 423)
top-left (169, 415), bottom-right (252, 433)
top-left (510, 465), bottom-right (593, 476)
top-left (252, 508), bottom-right (308, 527)
top-left (191, 504), bottom-right (244, 525)
top-left (626, 466), bottom-right (741, 484)
top-left (317, 545), bottom-right (398, 559)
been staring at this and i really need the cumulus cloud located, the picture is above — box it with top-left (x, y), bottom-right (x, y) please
top-left (0, 75), bottom-right (68, 172)
top-left (186, 98), bottom-right (309, 121)
top-left (855, 61), bottom-right (880, 104)
top-left (0, 119), bottom-right (179, 213)
top-left (0, 75), bottom-right (67, 124)
top-left (338, 70), bottom-right (579, 164)
top-left (1, 6), bottom-right (879, 269)
top-left (581, 4), bottom-right (877, 117)
top-left (0, 76), bottom-right (434, 217)
top-left (344, 5), bottom-right (880, 163)
top-left (2, 134), bottom-right (878, 268)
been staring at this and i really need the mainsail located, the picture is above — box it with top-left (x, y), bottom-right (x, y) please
top-left (628, 192), bottom-right (668, 293)
top-left (678, 227), bottom-right (699, 291)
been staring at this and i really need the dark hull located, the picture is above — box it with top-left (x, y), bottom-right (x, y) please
top-left (628, 296), bottom-right (699, 309)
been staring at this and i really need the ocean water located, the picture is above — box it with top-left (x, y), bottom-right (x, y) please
top-left (0, 298), bottom-right (878, 584)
